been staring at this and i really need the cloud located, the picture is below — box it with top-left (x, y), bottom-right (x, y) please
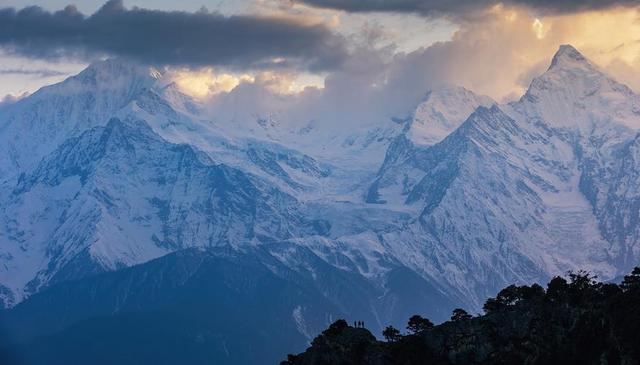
top-left (379, 5), bottom-right (640, 101)
top-left (0, 92), bottom-right (28, 107)
top-left (0, 68), bottom-right (68, 78)
top-left (193, 5), bottom-right (640, 134)
top-left (168, 67), bottom-right (255, 98)
top-left (0, 0), bottom-right (347, 71)
top-left (319, 5), bottom-right (640, 104)
top-left (296, 0), bottom-right (640, 17)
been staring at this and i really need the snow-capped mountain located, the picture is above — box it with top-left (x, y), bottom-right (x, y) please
top-left (1, 117), bottom-right (332, 305)
top-left (514, 44), bottom-right (640, 133)
top-left (512, 44), bottom-right (640, 271)
top-left (2, 44), bottom-right (640, 363)
top-left (408, 86), bottom-right (495, 147)
top-left (0, 56), bottom-right (398, 307)
top-left (363, 45), bottom-right (640, 306)
top-left (367, 86), bottom-right (495, 205)
top-left (0, 59), bottom-right (163, 181)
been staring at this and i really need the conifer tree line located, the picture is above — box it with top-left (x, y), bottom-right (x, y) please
top-left (283, 267), bottom-right (640, 364)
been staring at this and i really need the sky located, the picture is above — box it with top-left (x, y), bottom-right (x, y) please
top-left (0, 0), bottom-right (639, 122)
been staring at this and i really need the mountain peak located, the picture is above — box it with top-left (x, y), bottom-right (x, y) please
top-left (524, 44), bottom-right (604, 97)
top-left (547, 44), bottom-right (593, 72)
top-left (518, 44), bottom-right (640, 131)
top-left (75, 58), bottom-right (163, 87)
top-left (407, 85), bottom-right (494, 146)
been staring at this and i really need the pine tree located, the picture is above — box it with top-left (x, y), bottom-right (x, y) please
top-left (382, 326), bottom-right (401, 342)
top-left (450, 308), bottom-right (472, 321)
top-left (406, 315), bottom-right (434, 334)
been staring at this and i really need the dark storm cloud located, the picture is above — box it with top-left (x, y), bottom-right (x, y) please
top-left (296, 0), bottom-right (639, 16)
top-left (0, 0), bottom-right (347, 70)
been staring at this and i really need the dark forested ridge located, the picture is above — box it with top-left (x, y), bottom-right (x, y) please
top-left (282, 268), bottom-right (640, 365)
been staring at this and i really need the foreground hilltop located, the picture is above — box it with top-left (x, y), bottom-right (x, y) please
top-left (283, 267), bottom-right (640, 365)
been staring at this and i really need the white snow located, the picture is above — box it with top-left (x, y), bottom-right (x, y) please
top-left (408, 86), bottom-right (495, 146)
top-left (1, 46), bottom-right (640, 313)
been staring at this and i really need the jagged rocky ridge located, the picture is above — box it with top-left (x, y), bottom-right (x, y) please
top-left (282, 267), bottom-right (640, 365)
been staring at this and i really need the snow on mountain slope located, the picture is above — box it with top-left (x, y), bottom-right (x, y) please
top-left (0, 118), bottom-right (327, 306)
top-left (0, 57), bottom-right (404, 307)
top-left (514, 45), bottom-right (640, 134)
top-left (386, 105), bottom-right (613, 306)
top-left (578, 129), bottom-right (640, 271)
top-left (510, 44), bottom-right (640, 273)
top-left (2, 44), bottom-right (640, 318)
top-left (0, 57), bottom-right (352, 201)
top-left (408, 86), bottom-right (495, 146)
top-left (366, 45), bottom-right (640, 306)
top-left (117, 71), bottom-right (398, 201)
top-left (0, 59), bottom-right (162, 181)
top-left (367, 86), bottom-right (494, 205)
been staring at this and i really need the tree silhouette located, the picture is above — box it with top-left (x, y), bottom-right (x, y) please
top-left (450, 308), bottom-right (472, 321)
top-left (546, 276), bottom-right (569, 302)
top-left (284, 266), bottom-right (640, 365)
top-left (406, 315), bottom-right (434, 334)
top-left (622, 267), bottom-right (640, 292)
top-left (382, 326), bottom-right (401, 342)
top-left (322, 319), bottom-right (348, 337)
top-left (483, 283), bottom-right (545, 314)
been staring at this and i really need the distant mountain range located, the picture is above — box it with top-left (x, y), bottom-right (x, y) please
top-left (1, 45), bottom-right (640, 364)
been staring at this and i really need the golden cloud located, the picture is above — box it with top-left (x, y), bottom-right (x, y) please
top-left (169, 68), bottom-right (253, 98)
top-left (170, 5), bottom-right (640, 104)
top-left (168, 66), bottom-right (326, 99)
top-left (420, 5), bottom-right (640, 100)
